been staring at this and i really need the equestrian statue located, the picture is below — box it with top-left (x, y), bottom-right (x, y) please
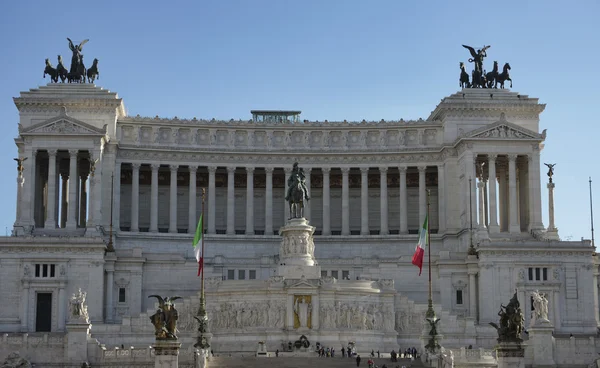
top-left (459, 44), bottom-right (513, 89)
top-left (285, 162), bottom-right (310, 219)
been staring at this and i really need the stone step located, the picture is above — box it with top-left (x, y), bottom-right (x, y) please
top-left (209, 356), bottom-right (423, 368)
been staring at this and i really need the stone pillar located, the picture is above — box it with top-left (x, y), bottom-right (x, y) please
top-left (418, 166), bottom-right (426, 224)
top-left (79, 174), bottom-right (88, 228)
top-left (21, 281), bottom-right (29, 332)
top-left (468, 271), bottom-right (477, 319)
top-left (284, 167), bottom-right (291, 221)
top-left (60, 173), bottom-right (68, 228)
top-left (58, 283), bottom-right (66, 331)
top-left (150, 164), bottom-right (159, 233)
top-left (208, 166), bottom-right (216, 234)
top-left (477, 180), bottom-right (487, 230)
top-left (498, 168), bottom-right (507, 232)
top-left (226, 167), bottom-right (235, 235)
top-left (153, 341), bottom-right (181, 368)
top-left (265, 167), bottom-right (273, 235)
top-left (529, 322), bottom-right (556, 367)
top-left (341, 167), bottom-right (350, 235)
top-left (495, 343), bottom-right (525, 368)
top-left (304, 168), bottom-right (312, 220)
top-left (379, 167), bottom-right (389, 235)
top-left (546, 181), bottom-right (560, 240)
top-left (105, 258), bottom-right (115, 323)
top-left (44, 149), bottom-right (58, 229)
top-left (553, 290), bottom-right (561, 329)
top-left (188, 166), bottom-right (198, 234)
top-left (15, 174), bottom-right (24, 228)
top-left (66, 320), bottom-right (92, 364)
top-left (399, 166), bottom-right (408, 234)
top-left (169, 165), bottom-right (178, 233)
top-left (114, 163), bottom-right (122, 232)
top-left (594, 269), bottom-right (600, 326)
top-left (360, 167), bottom-right (369, 235)
top-left (529, 146), bottom-right (544, 230)
top-left (508, 154), bottom-right (520, 234)
top-left (20, 148), bottom-right (37, 228)
top-left (487, 155), bottom-right (499, 233)
top-left (246, 167), bottom-right (254, 234)
top-left (66, 149), bottom-right (79, 229)
top-left (130, 163), bottom-right (141, 232)
top-left (437, 164), bottom-right (446, 233)
top-left (322, 167), bottom-right (331, 236)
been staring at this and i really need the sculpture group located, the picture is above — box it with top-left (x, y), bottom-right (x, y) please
top-left (286, 162), bottom-right (310, 219)
top-left (149, 295), bottom-right (181, 340)
top-left (460, 45), bottom-right (512, 89)
top-left (489, 290), bottom-right (525, 343)
top-left (43, 38), bottom-right (99, 84)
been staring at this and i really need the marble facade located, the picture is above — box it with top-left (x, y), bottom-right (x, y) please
top-left (1, 83), bottom-right (598, 366)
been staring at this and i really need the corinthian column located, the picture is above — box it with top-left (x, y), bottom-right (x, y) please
top-left (208, 166), bottom-right (216, 234)
top-left (265, 167), bottom-right (273, 235)
top-left (150, 164), bottom-right (159, 233)
top-left (399, 166), bottom-right (408, 234)
top-left (304, 167), bottom-right (312, 220)
top-left (246, 167), bottom-right (254, 235)
top-left (487, 155), bottom-right (499, 233)
top-left (60, 173), bottom-right (68, 228)
top-left (379, 167), bottom-right (388, 235)
top-left (437, 164), bottom-right (446, 233)
top-left (169, 165), bottom-right (179, 233)
top-left (226, 167), bottom-right (236, 235)
top-left (322, 167), bottom-right (331, 236)
top-left (529, 146), bottom-right (544, 230)
top-left (188, 166), bottom-right (198, 233)
top-left (360, 167), bottom-right (369, 235)
top-left (341, 167), bottom-right (350, 236)
top-left (45, 150), bottom-right (58, 229)
top-left (66, 149), bottom-right (79, 229)
top-left (130, 163), bottom-right (140, 232)
top-left (508, 154), bottom-right (520, 234)
top-left (418, 166), bottom-right (426, 224)
top-left (284, 167), bottom-right (291, 221)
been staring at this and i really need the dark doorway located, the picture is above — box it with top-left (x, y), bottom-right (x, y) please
top-left (35, 292), bottom-right (52, 332)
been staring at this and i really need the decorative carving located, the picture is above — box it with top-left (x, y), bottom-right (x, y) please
top-left (69, 288), bottom-right (89, 323)
top-left (294, 295), bottom-right (312, 328)
top-left (530, 290), bottom-right (549, 326)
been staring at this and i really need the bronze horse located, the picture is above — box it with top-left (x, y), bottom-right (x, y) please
top-left (68, 55), bottom-right (86, 83)
top-left (57, 55), bottom-right (68, 83)
top-left (485, 61), bottom-right (498, 88)
top-left (459, 62), bottom-right (470, 88)
top-left (43, 59), bottom-right (59, 83)
top-left (495, 63), bottom-right (512, 89)
top-left (87, 58), bottom-right (100, 83)
top-left (288, 180), bottom-right (305, 219)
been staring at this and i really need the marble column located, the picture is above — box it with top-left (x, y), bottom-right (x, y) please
top-left (24, 149), bottom-right (37, 227)
top-left (304, 168), bottom-right (312, 220)
top-left (208, 166), bottom-right (216, 234)
top-left (44, 150), bottom-right (58, 229)
top-left (360, 167), bottom-right (369, 235)
top-left (169, 165), bottom-right (179, 233)
top-left (130, 163), bottom-right (140, 232)
top-left (265, 167), bottom-right (273, 235)
top-left (546, 182), bottom-right (559, 239)
top-left (58, 283), bottom-right (66, 331)
top-left (113, 163), bottom-right (122, 232)
top-left (60, 173), bottom-right (68, 228)
top-left (150, 164), bottom-right (159, 233)
top-left (379, 167), bottom-right (388, 235)
top-left (322, 167), bottom-right (331, 236)
top-left (418, 166), bottom-right (426, 225)
top-left (188, 166), bottom-right (198, 234)
top-left (226, 167), bottom-right (235, 235)
top-left (529, 146), bottom-right (544, 230)
top-left (105, 262), bottom-right (115, 323)
top-left (341, 167), bottom-right (350, 236)
top-left (66, 150), bottom-right (79, 230)
top-left (553, 290), bottom-right (561, 329)
top-left (465, 153), bottom-right (478, 228)
top-left (508, 154), bottom-right (520, 234)
top-left (478, 180), bottom-right (486, 228)
top-left (21, 281), bottom-right (29, 332)
top-left (79, 174), bottom-right (88, 228)
top-left (468, 272), bottom-right (477, 319)
top-left (487, 155), bottom-right (499, 233)
top-left (498, 168), bottom-right (508, 232)
top-left (399, 166), bottom-right (408, 234)
top-left (246, 167), bottom-right (254, 235)
top-left (437, 164), bottom-right (446, 233)
top-left (284, 167), bottom-right (291, 221)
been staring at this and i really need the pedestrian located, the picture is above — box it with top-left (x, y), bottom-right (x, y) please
top-left (275, 349), bottom-right (279, 357)
top-left (377, 350), bottom-right (380, 358)
top-left (356, 354), bottom-right (361, 367)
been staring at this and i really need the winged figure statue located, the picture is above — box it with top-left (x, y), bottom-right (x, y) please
top-left (67, 38), bottom-right (89, 75)
top-left (462, 44), bottom-right (490, 73)
top-left (544, 163), bottom-right (556, 178)
top-left (14, 157), bottom-right (28, 176)
top-left (148, 295), bottom-right (182, 339)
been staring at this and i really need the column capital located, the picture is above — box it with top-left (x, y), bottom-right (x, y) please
top-left (477, 181), bottom-right (485, 188)
top-left (488, 154), bottom-right (498, 161)
top-left (48, 149), bottom-right (58, 157)
top-left (169, 164), bottom-right (179, 172)
top-left (418, 165), bottom-right (427, 172)
top-left (507, 154), bottom-right (518, 162)
top-left (208, 166), bottom-right (217, 174)
top-left (227, 166), bottom-right (236, 174)
top-left (398, 166), bottom-right (407, 173)
top-left (304, 167), bottom-right (312, 173)
top-left (132, 163), bottom-right (142, 170)
top-left (68, 149), bottom-right (79, 156)
top-left (322, 166), bottom-right (331, 174)
top-left (360, 167), bottom-right (369, 174)
top-left (264, 167), bottom-right (274, 174)
top-left (437, 164), bottom-right (444, 171)
top-left (341, 167), bottom-right (350, 174)
top-left (379, 166), bottom-right (388, 174)
top-left (532, 143), bottom-right (541, 151)
top-left (246, 167), bottom-right (255, 174)
top-left (284, 167), bottom-right (292, 174)
top-left (150, 163), bottom-right (160, 170)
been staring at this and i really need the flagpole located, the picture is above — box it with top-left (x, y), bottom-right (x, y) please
top-left (201, 187), bottom-right (206, 302)
top-left (590, 177), bottom-right (595, 249)
top-left (196, 187), bottom-right (210, 351)
top-left (425, 189), bottom-right (435, 319)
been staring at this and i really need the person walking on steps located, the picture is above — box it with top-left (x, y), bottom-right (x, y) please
top-left (356, 354), bottom-right (361, 366)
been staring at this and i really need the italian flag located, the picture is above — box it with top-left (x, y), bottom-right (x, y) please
top-left (411, 214), bottom-right (428, 276)
top-left (193, 214), bottom-right (203, 276)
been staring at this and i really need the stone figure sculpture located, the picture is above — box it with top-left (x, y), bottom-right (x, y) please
top-left (148, 295), bottom-right (181, 339)
top-left (69, 288), bottom-right (89, 322)
top-left (489, 290), bottom-right (525, 342)
top-left (1, 351), bottom-right (32, 368)
top-left (530, 290), bottom-right (549, 326)
top-left (285, 162), bottom-right (310, 219)
top-left (294, 296), bottom-right (311, 328)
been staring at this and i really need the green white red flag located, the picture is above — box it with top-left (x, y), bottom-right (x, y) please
top-left (411, 214), bottom-right (428, 275)
top-left (193, 214), bottom-right (203, 276)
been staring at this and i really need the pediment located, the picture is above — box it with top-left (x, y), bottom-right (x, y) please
top-left (285, 278), bottom-right (319, 289)
top-left (20, 115), bottom-right (106, 136)
top-left (467, 120), bottom-right (543, 140)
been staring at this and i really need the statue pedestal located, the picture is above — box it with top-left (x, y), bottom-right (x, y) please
top-left (153, 340), bottom-right (181, 368)
top-left (278, 218), bottom-right (321, 279)
top-left (194, 348), bottom-right (208, 368)
top-left (257, 341), bottom-right (268, 357)
top-left (529, 321), bottom-right (556, 367)
top-left (496, 342), bottom-right (525, 368)
top-left (66, 320), bottom-right (91, 364)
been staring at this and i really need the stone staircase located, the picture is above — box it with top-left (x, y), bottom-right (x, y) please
top-left (209, 355), bottom-right (425, 368)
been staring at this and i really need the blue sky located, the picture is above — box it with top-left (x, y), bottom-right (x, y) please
top-left (0, 0), bottom-right (598, 241)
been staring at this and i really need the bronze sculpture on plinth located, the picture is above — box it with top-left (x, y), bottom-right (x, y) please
top-left (285, 162), bottom-right (310, 219)
top-left (489, 290), bottom-right (525, 343)
top-left (459, 44), bottom-right (513, 89)
top-left (149, 295), bottom-right (182, 339)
